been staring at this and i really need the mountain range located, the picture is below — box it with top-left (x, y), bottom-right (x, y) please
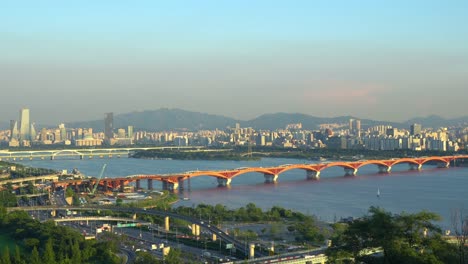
top-left (1, 108), bottom-right (466, 131)
top-left (62, 108), bottom-right (468, 132)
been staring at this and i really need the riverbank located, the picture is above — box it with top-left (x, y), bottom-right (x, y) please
top-left (131, 149), bottom-right (260, 161)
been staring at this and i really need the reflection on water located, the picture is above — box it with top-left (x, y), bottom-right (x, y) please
top-left (17, 157), bottom-right (468, 228)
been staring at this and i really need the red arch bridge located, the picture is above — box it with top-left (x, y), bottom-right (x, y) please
top-left (54, 155), bottom-right (468, 192)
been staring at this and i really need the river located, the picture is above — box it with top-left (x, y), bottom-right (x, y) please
top-left (17, 157), bottom-right (468, 229)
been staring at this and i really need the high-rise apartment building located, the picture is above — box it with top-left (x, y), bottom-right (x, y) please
top-left (19, 108), bottom-right (30, 141)
top-left (349, 118), bottom-right (361, 137)
top-left (410, 124), bottom-right (422, 136)
top-left (127, 125), bottom-right (134, 139)
top-left (104, 112), bottom-right (114, 141)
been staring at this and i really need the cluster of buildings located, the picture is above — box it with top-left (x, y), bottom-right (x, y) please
top-left (1, 109), bottom-right (467, 152)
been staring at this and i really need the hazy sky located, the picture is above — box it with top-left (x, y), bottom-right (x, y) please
top-left (1, 1), bottom-right (467, 124)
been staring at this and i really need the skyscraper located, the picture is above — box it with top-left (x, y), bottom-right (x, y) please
top-left (410, 124), bottom-right (422, 136)
top-left (349, 119), bottom-right (354, 131)
top-left (30, 123), bottom-right (37, 141)
top-left (349, 118), bottom-right (361, 137)
top-left (127, 125), bottom-right (134, 139)
top-left (104, 112), bottom-right (114, 141)
top-left (19, 108), bottom-right (30, 141)
top-left (59, 123), bottom-right (67, 142)
top-left (355, 119), bottom-right (361, 137)
top-left (10, 120), bottom-right (19, 140)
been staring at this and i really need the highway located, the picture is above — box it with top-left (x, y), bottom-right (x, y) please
top-left (10, 205), bottom-right (260, 258)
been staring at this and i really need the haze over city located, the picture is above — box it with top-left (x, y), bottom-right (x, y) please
top-left (1, 1), bottom-right (467, 124)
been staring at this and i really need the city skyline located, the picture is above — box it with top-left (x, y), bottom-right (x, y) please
top-left (1, 107), bottom-right (467, 130)
top-left (1, 1), bottom-right (468, 124)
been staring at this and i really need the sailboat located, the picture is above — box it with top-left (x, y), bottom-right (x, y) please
top-left (377, 188), bottom-right (381, 198)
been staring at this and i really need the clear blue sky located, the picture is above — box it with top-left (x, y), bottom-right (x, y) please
top-left (1, 1), bottom-right (467, 124)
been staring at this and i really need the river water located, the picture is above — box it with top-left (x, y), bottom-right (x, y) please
top-left (17, 157), bottom-right (468, 229)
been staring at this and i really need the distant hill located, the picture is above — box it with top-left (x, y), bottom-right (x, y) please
top-left (242, 113), bottom-right (402, 130)
top-left (65, 108), bottom-right (468, 132)
top-left (403, 115), bottom-right (468, 129)
top-left (67, 108), bottom-right (239, 131)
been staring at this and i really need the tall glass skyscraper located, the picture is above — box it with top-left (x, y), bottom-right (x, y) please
top-left (19, 108), bottom-right (30, 141)
top-left (10, 120), bottom-right (19, 140)
top-left (104, 112), bottom-right (114, 141)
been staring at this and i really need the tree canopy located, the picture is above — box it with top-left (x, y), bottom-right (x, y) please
top-left (327, 207), bottom-right (461, 264)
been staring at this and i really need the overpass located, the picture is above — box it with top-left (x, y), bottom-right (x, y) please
top-left (47, 216), bottom-right (151, 226)
top-left (0, 146), bottom-right (204, 161)
top-left (0, 174), bottom-right (59, 188)
top-left (52, 155), bottom-right (468, 192)
top-left (9, 205), bottom-right (259, 258)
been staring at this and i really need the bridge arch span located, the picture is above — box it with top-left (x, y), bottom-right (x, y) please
top-left (318, 162), bottom-right (357, 172)
top-left (356, 160), bottom-right (392, 169)
top-left (52, 150), bottom-right (84, 157)
top-left (275, 165), bottom-right (319, 175)
top-left (420, 157), bottom-right (450, 165)
top-left (187, 171), bottom-right (227, 178)
top-left (390, 158), bottom-right (421, 167)
top-left (230, 168), bottom-right (279, 179)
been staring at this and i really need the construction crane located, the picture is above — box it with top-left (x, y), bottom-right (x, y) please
top-left (90, 164), bottom-right (107, 195)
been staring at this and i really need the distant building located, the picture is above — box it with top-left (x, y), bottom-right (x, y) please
top-left (19, 108), bottom-right (30, 141)
top-left (127, 125), bottom-right (134, 139)
top-left (349, 118), bottom-right (361, 137)
top-left (117, 128), bottom-right (126, 138)
top-left (104, 112), bottom-right (114, 144)
top-left (410, 124), bottom-right (422, 136)
top-left (30, 123), bottom-right (37, 141)
top-left (327, 136), bottom-right (347, 149)
top-left (9, 120), bottom-right (19, 140)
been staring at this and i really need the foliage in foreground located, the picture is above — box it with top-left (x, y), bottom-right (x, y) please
top-left (327, 206), bottom-right (465, 264)
top-left (0, 207), bottom-right (121, 264)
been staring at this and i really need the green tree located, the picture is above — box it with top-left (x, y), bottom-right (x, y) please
top-left (43, 239), bottom-right (56, 264)
top-left (164, 248), bottom-right (182, 264)
top-left (70, 240), bottom-right (81, 264)
top-left (134, 251), bottom-right (159, 264)
top-left (30, 247), bottom-right (40, 264)
top-left (328, 207), bottom-right (460, 263)
top-left (2, 247), bottom-right (11, 264)
top-left (65, 187), bottom-right (74, 198)
top-left (13, 245), bottom-right (21, 264)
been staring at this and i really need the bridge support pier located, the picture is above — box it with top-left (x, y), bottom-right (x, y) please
top-left (306, 170), bottom-right (320, 180)
top-left (409, 164), bottom-right (422, 170)
top-left (136, 179), bottom-right (141, 190)
top-left (437, 162), bottom-right (450, 168)
top-left (217, 178), bottom-right (231, 187)
top-left (50, 156), bottom-right (55, 160)
top-left (80, 155), bottom-right (84, 160)
top-left (119, 180), bottom-right (125, 192)
top-left (164, 216), bottom-right (170, 232)
top-left (147, 179), bottom-right (153, 190)
top-left (344, 168), bottom-right (358, 176)
top-left (264, 173), bottom-right (278, 183)
top-left (378, 165), bottom-right (391, 173)
top-left (178, 178), bottom-right (184, 191)
top-left (162, 181), bottom-right (179, 192)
